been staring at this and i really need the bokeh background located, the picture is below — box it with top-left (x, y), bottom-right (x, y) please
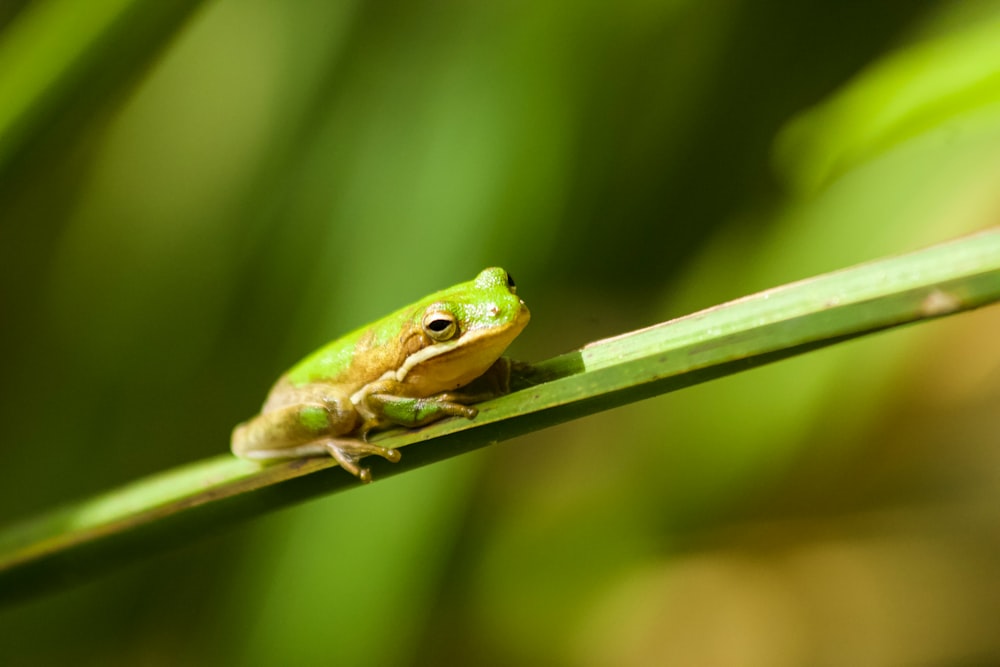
top-left (3, 0), bottom-right (1000, 665)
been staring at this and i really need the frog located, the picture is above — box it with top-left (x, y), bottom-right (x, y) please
top-left (231, 267), bottom-right (530, 483)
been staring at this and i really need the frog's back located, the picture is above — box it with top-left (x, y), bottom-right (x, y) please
top-left (284, 329), bottom-right (364, 387)
top-left (277, 304), bottom-right (424, 390)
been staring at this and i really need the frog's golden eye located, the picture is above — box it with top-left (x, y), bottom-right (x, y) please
top-left (506, 271), bottom-right (517, 294)
top-left (423, 310), bottom-right (457, 341)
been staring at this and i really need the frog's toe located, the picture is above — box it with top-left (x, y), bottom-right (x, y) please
top-left (322, 439), bottom-right (401, 482)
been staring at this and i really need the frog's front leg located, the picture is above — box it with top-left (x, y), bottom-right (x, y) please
top-left (355, 380), bottom-right (477, 438)
top-left (370, 393), bottom-right (478, 429)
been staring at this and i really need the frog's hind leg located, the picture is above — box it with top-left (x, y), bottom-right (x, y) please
top-left (322, 439), bottom-right (401, 483)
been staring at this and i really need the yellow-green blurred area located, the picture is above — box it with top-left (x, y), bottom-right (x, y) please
top-left (3, 0), bottom-right (1000, 664)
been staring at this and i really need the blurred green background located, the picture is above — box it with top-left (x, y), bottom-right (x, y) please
top-left (2, 0), bottom-right (1000, 664)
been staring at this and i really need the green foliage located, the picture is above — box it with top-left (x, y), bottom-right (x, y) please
top-left (2, 229), bottom-right (998, 607)
top-left (3, 0), bottom-right (1000, 665)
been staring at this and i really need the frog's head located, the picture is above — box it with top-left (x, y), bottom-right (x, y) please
top-left (399, 267), bottom-right (529, 393)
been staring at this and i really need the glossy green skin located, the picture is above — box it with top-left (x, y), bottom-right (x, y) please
top-left (231, 267), bottom-right (529, 482)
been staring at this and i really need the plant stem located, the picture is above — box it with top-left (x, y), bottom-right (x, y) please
top-left (1, 227), bottom-right (999, 604)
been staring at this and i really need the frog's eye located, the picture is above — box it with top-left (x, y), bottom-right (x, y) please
top-left (506, 271), bottom-right (517, 294)
top-left (423, 310), bottom-right (458, 341)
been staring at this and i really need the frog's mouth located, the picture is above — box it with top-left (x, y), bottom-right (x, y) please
top-left (392, 302), bottom-right (529, 386)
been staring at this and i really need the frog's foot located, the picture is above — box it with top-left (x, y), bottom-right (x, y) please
top-left (323, 439), bottom-right (401, 483)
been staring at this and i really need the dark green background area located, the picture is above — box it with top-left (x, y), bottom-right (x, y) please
top-left (2, 1), bottom-right (1000, 664)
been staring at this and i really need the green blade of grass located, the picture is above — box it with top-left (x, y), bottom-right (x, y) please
top-left (1, 227), bottom-right (999, 604)
top-left (0, 0), bottom-right (203, 169)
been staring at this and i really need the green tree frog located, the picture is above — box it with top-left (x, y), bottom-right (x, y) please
top-left (232, 267), bottom-right (529, 482)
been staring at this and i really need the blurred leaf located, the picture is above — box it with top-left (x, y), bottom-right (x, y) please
top-left (776, 13), bottom-right (1000, 193)
top-left (0, 0), bottom-right (203, 169)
